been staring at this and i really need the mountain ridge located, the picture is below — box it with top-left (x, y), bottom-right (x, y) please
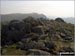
top-left (1, 13), bottom-right (74, 24)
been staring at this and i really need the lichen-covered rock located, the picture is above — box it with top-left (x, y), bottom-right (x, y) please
top-left (26, 49), bottom-right (51, 55)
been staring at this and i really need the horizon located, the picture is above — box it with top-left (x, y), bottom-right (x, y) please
top-left (1, 12), bottom-right (74, 18)
top-left (1, 1), bottom-right (74, 18)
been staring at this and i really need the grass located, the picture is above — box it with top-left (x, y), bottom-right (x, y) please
top-left (2, 43), bottom-right (26, 55)
top-left (54, 40), bottom-right (71, 51)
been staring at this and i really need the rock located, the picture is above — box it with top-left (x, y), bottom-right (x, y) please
top-left (34, 41), bottom-right (45, 49)
top-left (55, 34), bottom-right (62, 40)
top-left (63, 47), bottom-right (74, 52)
top-left (40, 35), bottom-right (49, 40)
top-left (26, 49), bottom-right (51, 55)
top-left (60, 33), bottom-right (66, 37)
top-left (21, 38), bottom-right (31, 43)
top-left (7, 30), bottom-right (21, 43)
top-left (23, 34), bottom-right (33, 39)
top-left (6, 41), bottom-right (14, 45)
top-left (64, 37), bottom-right (73, 41)
top-left (24, 23), bottom-right (31, 33)
top-left (32, 26), bottom-right (44, 34)
top-left (55, 18), bottom-right (65, 22)
top-left (9, 20), bottom-right (24, 30)
top-left (1, 25), bottom-right (9, 34)
top-left (1, 49), bottom-right (7, 54)
top-left (58, 24), bottom-right (70, 36)
top-left (18, 41), bottom-right (45, 50)
top-left (45, 41), bottom-right (55, 49)
top-left (4, 45), bottom-right (8, 48)
top-left (1, 25), bottom-right (9, 46)
top-left (48, 25), bottom-right (56, 37)
top-left (17, 44), bottom-right (25, 50)
top-left (31, 34), bottom-right (40, 41)
top-left (22, 33), bottom-right (39, 42)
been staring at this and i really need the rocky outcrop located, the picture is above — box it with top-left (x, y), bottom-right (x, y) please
top-left (55, 18), bottom-right (65, 22)
top-left (1, 17), bottom-right (74, 55)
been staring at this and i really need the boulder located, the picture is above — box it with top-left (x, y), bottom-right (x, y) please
top-left (32, 26), bottom-right (44, 34)
top-left (60, 33), bottom-right (66, 37)
top-left (9, 20), bottom-right (25, 30)
top-left (64, 37), bottom-right (73, 41)
top-left (45, 41), bottom-right (55, 49)
top-left (55, 18), bottom-right (65, 22)
top-left (31, 34), bottom-right (40, 41)
top-left (1, 25), bottom-right (9, 46)
top-left (26, 49), bottom-right (51, 55)
top-left (48, 25), bottom-right (56, 37)
top-left (21, 38), bottom-right (31, 43)
top-left (6, 41), bottom-right (13, 45)
top-left (24, 23), bottom-right (31, 33)
top-left (7, 30), bottom-right (21, 43)
top-left (54, 34), bottom-right (62, 40)
top-left (40, 35), bottom-right (49, 40)
top-left (18, 41), bottom-right (45, 50)
top-left (62, 47), bottom-right (74, 52)
top-left (1, 49), bottom-right (7, 54)
top-left (34, 41), bottom-right (45, 49)
top-left (23, 34), bottom-right (33, 39)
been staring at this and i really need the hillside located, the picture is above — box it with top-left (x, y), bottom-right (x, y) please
top-left (1, 17), bottom-right (74, 55)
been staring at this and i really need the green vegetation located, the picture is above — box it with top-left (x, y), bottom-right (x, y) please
top-left (2, 43), bottom-right (26, 55)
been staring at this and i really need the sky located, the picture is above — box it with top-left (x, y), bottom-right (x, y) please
top-left (1, 1), bottom-right (74, 17)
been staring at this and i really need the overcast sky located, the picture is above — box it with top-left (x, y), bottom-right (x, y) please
top-left (1, 1), bottom-right (74, 17)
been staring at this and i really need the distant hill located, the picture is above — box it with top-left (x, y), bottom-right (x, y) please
top-left (63, 17), bottom-right (74, 24)
top-left (1, 13), bottom-right (46, 22)
top-left (47, 16), bottom-right (74, 24)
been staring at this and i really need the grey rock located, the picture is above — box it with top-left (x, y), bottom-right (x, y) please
top-left (40, 35), bottom-right (49, 40)
top-left (45, 41), bottom-right (55, 49)
top-left (64, 37), bottom-right (73, 41)
top-left (26, 49), bottom-right (51, 55)
top-left (18, 41), bottom-right (45, 50)
top-left (63, 47), bottom-right (74, 52)
top-left (60, 33), bottom-right (66, 37)
top-left (55, 18), bottom-right (65, 22)
top-left (32, 26), bottom-right (44, 34)
top-left (54, 34), bottom-right (62, 40)
top-left (31, 34), bottom-right (39, 41)
top-left (1, 49), bottom-right (7, 54)
top-left (48, 25), bottom-right (56, 37)
top-left (24, 23), bottom-right (31, 33)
